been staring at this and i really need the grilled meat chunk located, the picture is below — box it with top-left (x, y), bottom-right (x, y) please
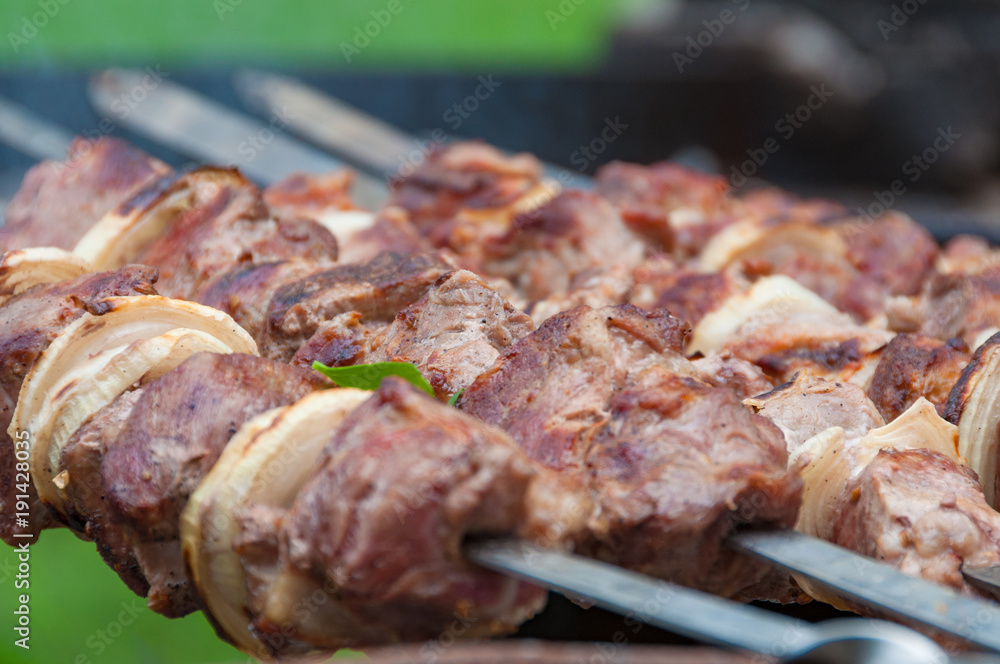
top-left (273, 379), bottom-right (588, 653)
top-left (692, 353), bottom-right (774, 400)
top-left (461, 304), bottom-right (800, 597)
top-left (261, 251), bottom-right (452, 361)
top-left (747, 374), bottom-right (886, 453)
top-left (594, 161), bottom-right (730, 256)
top-left (583, 367), bottom-right (800, 597)
top-left (134, 173), bottom-right (338, 300)
top-left (0, 265), bottom-right (158, 545)
top-left (59, 352), bottom-right (325, 617)
top-left (829, 448), bottom-right (1000, 597)
top-left (631, 261), bottom-right (747, 328)
top-left (482, 191), bottom-right (645, 303)
top-left (868, 334), bottom-right (970, 422)
top-left (1, 137), bottom-right (170, 251)
top-left (831, 213), bottom-right (938, 298)
top-left (886, 270), bottom-right (1000, 349)
top-left (336, 207), bottom-right (432, 265)
top-left (263, 170), bottom-right (356, 218)
top-left (294, 270), bottom-right (534, 400)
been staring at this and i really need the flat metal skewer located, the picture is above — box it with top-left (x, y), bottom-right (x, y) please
top-left (0, 96), bottom-right (76, 162)
top-left (87, 69), bottom-right (388, 210)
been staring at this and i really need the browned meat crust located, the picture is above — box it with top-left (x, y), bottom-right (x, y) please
top-left (461, 304), bottom-right (800, 598)
top-left (632, 263), bottom-right (745, 328)
top-left (263, 170), bottom-right (357, 217)
top-left (338, 207), bottom-right (433, 265)
top-left (832, 213), bottom-right (938, 298)
top-left (261, 251), bottom-right (452, 361)
top-left (482, 191), bottom-right (644, 302)
top-left (59, 352), bottom-right (326, 617)
top-left (295, 270), bottom-right (534, 400)
top-left (830, 448), bottom-right (1000, 597)
top-left (0, 137), bottom-right (170, 251)
top-left (584, 368), bottom-right (800, 597)
top-left (594, 161), bottom-right (730, 255)
top-left (869, 334), bottom-right (970, 422)
top-left (0, 265), bottom-right (158, 545)
top-left (277, 379), bottom-right (576, 650)
top-left (135, 173), bottom-right (338, 300)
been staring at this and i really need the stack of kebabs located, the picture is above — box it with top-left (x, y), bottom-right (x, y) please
top-left (3, 136), bottom-right (1000, 659)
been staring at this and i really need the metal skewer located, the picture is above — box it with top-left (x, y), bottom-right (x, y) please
top-left (79, 70), bottom-right (1000, 655)
top-left (86, 69), bottom-right (388, 210)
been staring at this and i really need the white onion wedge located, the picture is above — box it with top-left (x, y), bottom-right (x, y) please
top-left (73, 168), bottom-right (250, 270)
top-left (9, 295), bottom-right (257, 517)
top-left (0, 247), bottom-right (93, 300)
top-left (944, 333), bottom-right (1000, 508)
top-left (182, 388), bottom-right (371, 658)
top-left (33, 328), bottom-right (236, 517)
top-left (698, 218), bottom-right (847, 273)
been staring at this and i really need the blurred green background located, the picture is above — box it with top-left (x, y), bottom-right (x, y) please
top-left (0, 0), bottom-right (627, 71)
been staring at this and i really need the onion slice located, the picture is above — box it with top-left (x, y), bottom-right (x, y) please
top-left (0, 247), bottom-right (93, 301)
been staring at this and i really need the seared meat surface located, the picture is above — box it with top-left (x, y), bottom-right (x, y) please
top-left (59, 352), bottom-right (325, 616)
top-left (295, 270), bottom-right (534, 400)
top-left (481, 191), bottom-right (645, 303)
top-left (1, 137), bottom-right (170, 251)
top-left (830, 448), bottom-right (1000, 596)
top-left (273, 379), bottom-right (589, 651)
top-left (461, 304), bottom-right (801, 597)
top-left (831, 213), bottom-right (938, 298)
top-left (0, 265), bottom-right (158, 544)
top-left (135, 174), bottom-right (338, 300)
top-left (631, 262), bottom-right (747, 328)
top-left (263, 170), bottom-right (356, 218)
top-left (868, 334), bottom-right (970, 422)
top-left (262, 251), bottom-right (452, 361)
top-left (583, 367), bottom-right (799, 597)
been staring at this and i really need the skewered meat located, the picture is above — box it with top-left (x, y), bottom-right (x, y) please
top-left (460, 303), bottom-right (801, 597)
top-left (185, 379), bottom-right (591, 658)
top-left (59, 352), bottom-right (327, 617)
top-left (594, 160), bottom-right (730, 256)
top-left (294, 269), bottom-right (534, 401)
top-left (0, 264), bottom-right (158, 544)
top-left (630, 259), bottom-right (748, 329)
top-left (868, 333), bottom-right (970, 422)
top-left (481, 191), bottom-right (644, 304)
top-left (263, 170), bottom-right (357, 218)
top-left (830, 213), bottom-right (938, 298)
top-left (0, 137), bottom-right (170, 251)
top-left (261, 251), bottom-right (453, 361)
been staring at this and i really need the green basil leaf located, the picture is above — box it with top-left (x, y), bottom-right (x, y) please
top-left (312, 361), bottom-right (435, 396)
top-left (447, 387), bottom-right (466, 406)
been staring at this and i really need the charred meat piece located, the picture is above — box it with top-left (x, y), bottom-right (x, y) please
top-left (461, 304), bottom-right (800, 598)
top-left (886, 270), bottom-right (1000, 349)
top-left (336, 206), bottom-right (433, 265)
top-left (830, 213), bottom-right (938, 298)
top-left (868, 334), bottom-right (970, 422)
top-left (134, 173), bottom-right (338, 300)
top-left (195, 260), bottom-right (321, 345)
top-left (295, 270), bottom-right (534, 400)
top-left (583, 367), bottom-right (799, 597)
top-left (59, 352), bottom-right (325, 617)
top-left (594, 160), bottom-right (730, 256)
top-left (482, 191), bottom-right (645, 303)
top-left (830, 448), bottom-right (1000, 598)
top-left (1, 137), bottom-right (170, 251)
top-left (691, 353), bottom-right (774, 400)
top-left (460, 304), bottom-right (693, 472)
top-left (0, 265), bottom-right (158, 545)
top-left (261, 251), bottom-right (452, 361)
top-left (276, 379), bottom-right (587, 652)
top-left (631, 260), bottom-right (747, 328)
top-left (263, 170), bottom-right (357, 218)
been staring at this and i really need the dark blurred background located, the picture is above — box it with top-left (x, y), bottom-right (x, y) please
top-left (0, 1), bottom-right (998, 662)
